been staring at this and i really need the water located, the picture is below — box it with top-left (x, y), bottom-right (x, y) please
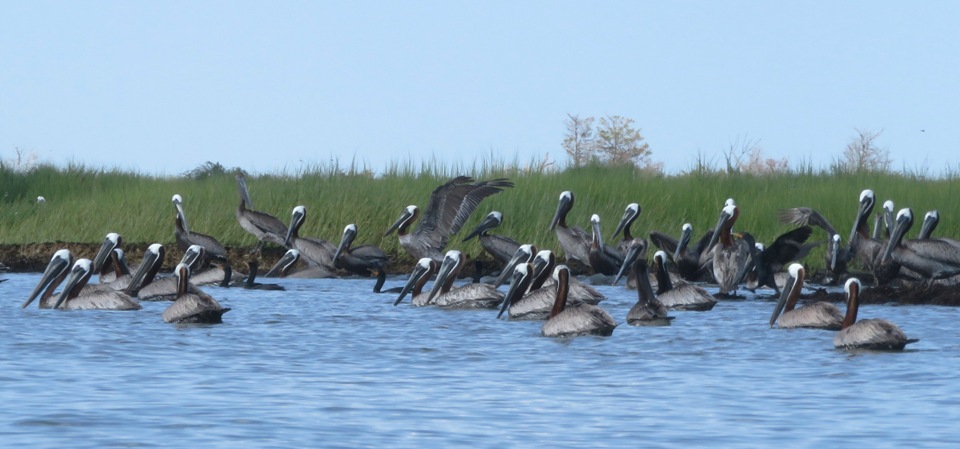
top-left (1, 272), bottom-right (958, 448)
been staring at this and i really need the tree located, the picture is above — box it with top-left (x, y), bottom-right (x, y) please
top-left (561, 114), bottom-right (595, 168)
top-left (842, 128), bottom-right (891, 173)
top-left (595, 115), bottom-right (653, 168)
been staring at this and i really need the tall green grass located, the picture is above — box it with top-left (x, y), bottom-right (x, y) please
top-left (2, 159), bottom-right (959, 270)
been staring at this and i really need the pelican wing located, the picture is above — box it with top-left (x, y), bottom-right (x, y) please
top-left (414, 177), bottom-right (514, 250)
top-left (778, 207), bottom-right (838, 237)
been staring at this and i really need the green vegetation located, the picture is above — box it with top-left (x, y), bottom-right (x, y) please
top-left (2, 159), bottom-right (959, 271)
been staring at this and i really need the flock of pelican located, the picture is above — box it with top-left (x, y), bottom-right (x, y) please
top-left (18, 175), bottom-right (935, 350)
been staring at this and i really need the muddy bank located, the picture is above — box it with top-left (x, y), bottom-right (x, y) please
top-left (0, 243), bottom-right (506, 277)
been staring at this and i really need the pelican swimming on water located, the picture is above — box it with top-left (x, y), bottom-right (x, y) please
top-left (527, 249), bottom-right (605, 305)
top-left (51, 259), bottom-right (141, 311)
top-left (385, 176), bottom-right (514, 262)
top-left (549, 191), bottom-right (591, 266)
top-left (235, 174), bottom-right (288, 253)
top-left (461, 211), bottom-right (521, 268)
top-left (425, 250), bottom-right (504, 309)
top-left (262, 249), bottom-right (336, 279)
top-left (612, 241), bottom-right (673, 325)
top-left (23, 249), bottom-right (78, 309)
top-left (283, 205), bottom-right (338, 276)
top-left (834, 278), bottom-right (918, 351)
top-left (162, 262), bottom-right (231, 324)
top-left (541, 265), bottom-right (617, 338)
top-left (393, 258), bottom-right (439, 307)
top-left (769, 264), bottom-right (843, 330)
top-left (647, 251), bottom-right (716, 311)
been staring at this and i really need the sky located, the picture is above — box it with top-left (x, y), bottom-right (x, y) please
top-left (2, 1), bottom-right (958, 176)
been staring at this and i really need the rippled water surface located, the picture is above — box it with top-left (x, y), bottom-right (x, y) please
top-left (2, 272), bottom-right (959, 448)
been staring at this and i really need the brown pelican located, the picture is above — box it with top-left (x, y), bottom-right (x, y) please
top-left (498, 262), bottom-right (596, 321)
top-left (529, 249), bottom-right (605, 304)
top-left (492, 244), bottom-right (537, 288)
top-left (163, 262), bottom-right (230, 324)
top-left (393, 258), bottom-right (438, 307)
top-left (777, 207), bottom-right (850, 282)
top-left (23, 249), bottom-right (76, 309)
top-left (549, 191), bottom-right (591, 266)
top-left (705, 204), bottom-right (751, 298)
top-left (613, 241), bottom-right (673, 325)
top-left (649, 223), bottom-right (713, 282)
top-left (262, 249), bottom-right (337, 279)
top-left (172, 194), bottom-right (228, 263)
top-left (541, 265), bottom-right (617, 338)
top-left (742, 226), bottom-right (814, 296)
top-left (461, 211), bottom-right (521, 267)
top-left (881, 208), bottom-right (960, 283)
top-left (334, 223), bottom-right (392, 292)
top-left (284, 205), bottom-right (338, 276)
top-left (425, 250), bottom-right (504, 309)
top-left (127, 244), bottom-right (219, 301)
top-left (243, 259), bottom-right (283, 290)
top-left (124, 243), bottom-right (167, 298)
top-left (236, 174), bottom-right (288, 253)
top-left (648, 251), bottom-right (716, 311)
top-left (834, 278), bottom-right (918, 351)
top-left (51, 259), bottom-right (141, 310)
top-left (918, 210), bottom-right (939, 239)
top-left (610, 203), bottom-right (641, 255)
top-left (385, 176), bottom-right (514, 262)
top-left (769, 264), bottom-right (843, 330)
top-left (588, 214), bottom-right (624, 276)
top-left (91, 232), bottom-right (123, 283)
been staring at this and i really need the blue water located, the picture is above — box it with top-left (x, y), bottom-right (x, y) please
top-left (1, 272), bottom-right (958, 448)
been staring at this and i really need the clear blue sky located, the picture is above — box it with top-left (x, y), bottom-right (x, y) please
top-left (2, 1), bottom-right (957, 176)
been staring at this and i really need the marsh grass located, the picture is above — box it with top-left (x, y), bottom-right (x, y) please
top-left (2, 158), bottom-right (959, 270)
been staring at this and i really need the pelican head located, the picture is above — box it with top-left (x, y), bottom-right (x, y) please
top-left (461, 211), bottom-right (504, 242)
top-left (92, 232), bottom-right (122, 274)
top-left (265, 249), bottom-right (301, 278)
top-left (53, 259), bottom-right (94, 309)
top-left (394, 258), bottom-right (436, 306)
top-left (770, 263), bottom-right (805, 327)
top-left (385, 205), bottom-right (418, 236)
top-left (335, 223), bottom-right (359, 261)
top-left (613, 238), bottom-right (647, 286)
top-left (611, 203), bottom-right (641, 240)
top-left (23, 249), bottom-right (74, 308)
top-left (881, 208), bottom-right (913, 264)
top-left (284, 205), bottom-right (308, 246)
top-left (493, 243), bottom-right (536, 288)
top-left (498, 262), bottom-right (534, 319)
top-left (550, 191), bottom-right (575, 230)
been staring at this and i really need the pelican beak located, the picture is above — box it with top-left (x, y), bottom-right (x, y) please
top-left (22, 252), bottom-right (72, 308)
top-left (497, 264), bottom-right (530, 319)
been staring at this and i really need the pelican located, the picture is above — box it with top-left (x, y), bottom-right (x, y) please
top-left (497, 263), bottom-right (537, 319)
top-left (172, 194), bottom-right (228, 263)
top-left (881, 208), bottom-right (960, 283)
top-left (777, 207), bottom-right (850, 282)
top-left (163, 263), bottom-right (230, 323)
top-left (461, 211), bottom-right (521, 268)
top-left (529, 249), bottom-right (605, 305)
top-left (284, 205), bottom-right (338, 276)
top-left (91, 232), bottom-right (123, 284)
top-left (918, 210), bottom-right (939, 239)
top-left (124, 243), bottom-right (166, 298)
top-left (127, 244), bottom-right (217, 301)
top-left (23, 249), bottom-right (77, 309)
top-left (541, 265), bottom-right (617, 338)
top-left (846, 190), bottom-right (890, 276)
top-left (705, 204), bottom-right (751, 298)
top-left (236, 174), bottom-right (288, 253)
top-left (51, 259), bottom-right (141, 310)
top-left (610, 203), bottom-right (641, 255)
top-left (393, 258), bottom-right (439, 307)
top-left (334, 223), bottom-right (391, 292)
top-left (492, 244), bottom-right (537, 288)
top-left (834, 278), bottom-right (918, 351)
top-left (549, 191), bottom-right (591, 265)
top-left (649, 223), bottom-right (713, 282)
top-left (385, 176), bottom-right (513, 262)
top-left (262, 249), bottom-right (337, 279)
top-left (613, 241), bottom-right (673, 325)
top-left (648, 251), bottom-right (716, 311)
top-left (425, 251), bottom-right (504, 309)
top-left (238, 259), bottom-right (282, 290)
top-left (588, 214), bottom-right (624, 276)
top-left (769, 264), bottom-right (843, 330)
top-left (743, 226), bottom-right (814, 296)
